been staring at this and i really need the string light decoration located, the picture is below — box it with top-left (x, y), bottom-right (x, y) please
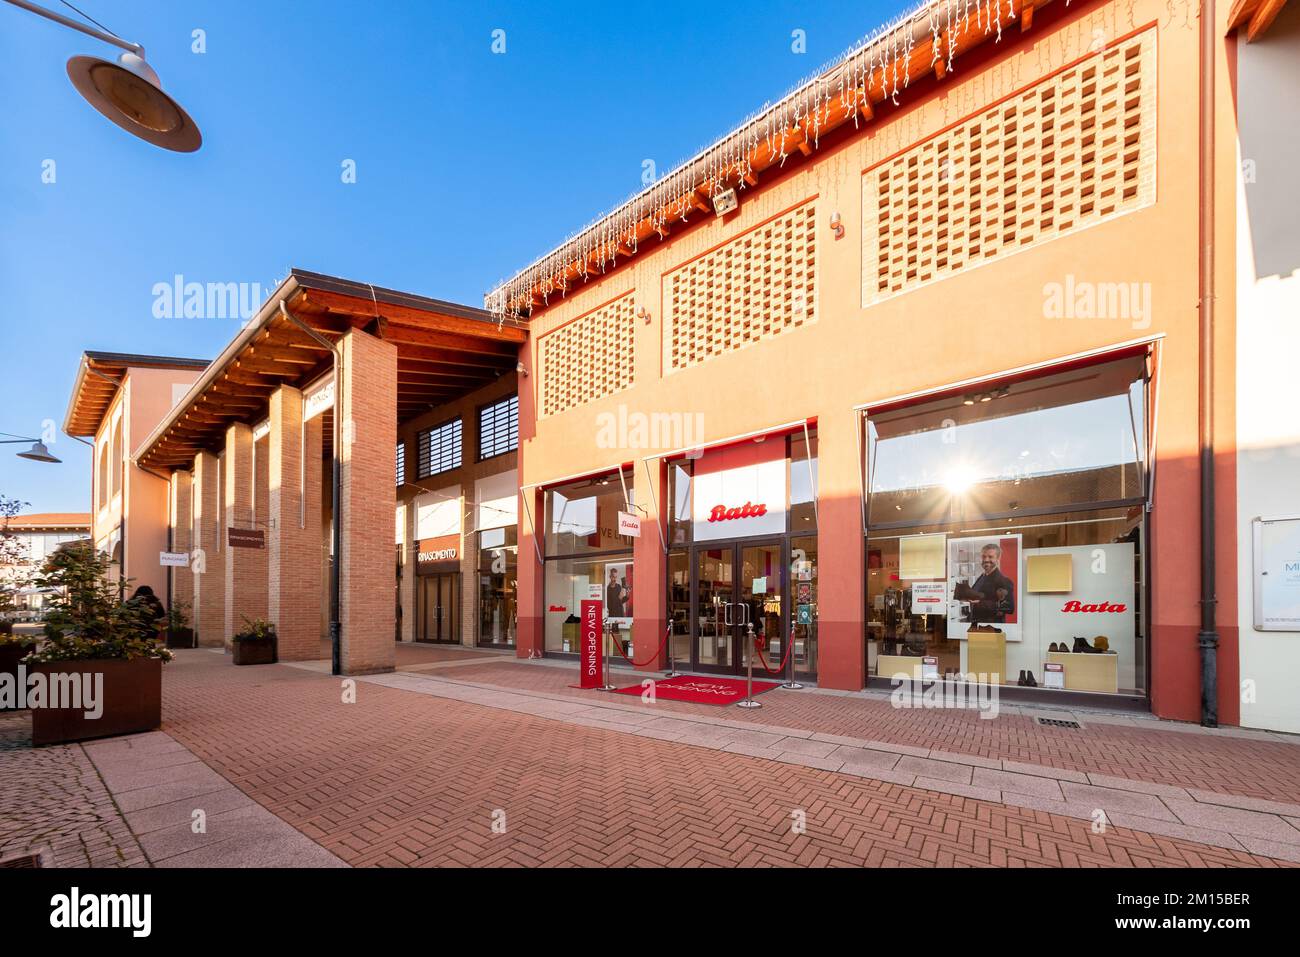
top-left (485, 0), bottom-right (1054, 321)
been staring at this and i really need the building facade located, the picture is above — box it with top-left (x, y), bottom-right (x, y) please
top-left (0, 513), bottom-right (90, 616)
top-left (68, 0), bottom-right (1294, 732)
top-left (64, 352), bottom-right (209, 599)
top-left (498, 0), bottom-right (1265, 729)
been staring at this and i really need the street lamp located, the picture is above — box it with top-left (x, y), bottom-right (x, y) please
top-left (1, 433), bottom-right (62, 464)
top-left (4, 0), bottom-right (201, 152)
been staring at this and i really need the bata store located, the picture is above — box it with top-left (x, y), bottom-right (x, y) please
top-left (664, 427), bottom-right (818, 682)
top-left (862, 346), bottom-right (1156, 702)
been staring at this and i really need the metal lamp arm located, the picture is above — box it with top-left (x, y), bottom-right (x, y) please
top-left (3, 0), bottom-right (144, 56)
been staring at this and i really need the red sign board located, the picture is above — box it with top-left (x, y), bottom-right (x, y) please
top-left (580, 599), bottom-right (603, 689)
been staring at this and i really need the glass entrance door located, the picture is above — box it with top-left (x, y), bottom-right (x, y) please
top-left (691, 540), bottom-right (785, 676)
top-left (417, 572), bottom-right (460, 643)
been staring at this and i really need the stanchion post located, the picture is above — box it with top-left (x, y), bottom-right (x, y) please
top-left (601, 621), bottom-right (616, 691)
top-left (664, 622), bottom-right (679, 677)
top-left (737, 620), bottom-right (762, 709)
top-left (782, 617), bottom-right (804, 690)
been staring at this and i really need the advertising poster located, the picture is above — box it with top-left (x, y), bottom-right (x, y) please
top-left (603, 561), bottom-right (634, 630)
top-left (947, 534), bottom-right (1021, 641)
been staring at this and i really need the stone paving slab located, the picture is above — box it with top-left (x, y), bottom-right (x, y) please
top-left (84, 730), bottom-right (348, 868)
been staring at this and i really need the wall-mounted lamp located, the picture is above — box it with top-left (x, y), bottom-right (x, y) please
top-left (636, 306), bottom-right (651, 325)
top-left (516, 361), bottom-right (528, 378)
top-left (829, 212), bottom-right (844, 239)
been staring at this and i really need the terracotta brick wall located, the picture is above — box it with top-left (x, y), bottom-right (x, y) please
top-left (224, 422), bottom-right (267, 647)
top-left (268, 386), bottom-right (325, 661)
top-left (338, 330), bottom-right (397, 674)
top-left (397, 372), bottom-right (519, 647)
top-left (170, 470), bottom-right (194, 624)
top-left (191, 451), bottom-right (225, 648)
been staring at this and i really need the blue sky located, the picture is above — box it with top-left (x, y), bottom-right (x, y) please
top-left (0, 0), bottom-right (896, 513)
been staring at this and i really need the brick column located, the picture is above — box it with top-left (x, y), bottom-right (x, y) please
top-left (516, 486), bottom-right (544, 659)
top-left (460, 482), bottom-right (476, 646)
top-left (816, 411), bottom-right (866, 691)
top-left (170, 469), bottom-right (194, 622)
top-left (224, 422), bottom-right (267, 648)
top-left (338, 330), bottom-right (397, 674)
top-left (191, 451), bottom-right (225, 648)
top-left (632, 461), bottom-right (668, 672)
top-left (268, 386), bottom-right (324, 661)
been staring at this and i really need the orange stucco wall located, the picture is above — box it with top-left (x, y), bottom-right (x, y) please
top-left (513, 0), bottom-right (1241, 723)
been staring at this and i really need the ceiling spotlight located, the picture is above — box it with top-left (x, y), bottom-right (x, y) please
top-left (9, 0), bottom-right (202, 152)
top-left (962, 396), bottom-right (976, 406)
top-left (713, 188), bottom-right (739, 217)
top-left (978, 393), bottom-right (993, 403)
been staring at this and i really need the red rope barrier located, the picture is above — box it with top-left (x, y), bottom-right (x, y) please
top-left (608, 624), bottom-right (672, 669)
top-left (753, 632), bottom-right (795, 677)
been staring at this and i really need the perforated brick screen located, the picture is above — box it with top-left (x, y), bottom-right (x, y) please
top-left (664, 199), bottom-right (818, 373)
top-left (540, 293), bottom-right (636, 417)
top-left (862, 30), bottom-right (1157, 305)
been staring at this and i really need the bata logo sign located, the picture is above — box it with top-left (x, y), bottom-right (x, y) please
top-left (707, 502), bottom-right (768, 523)
top-left (1061, 600), bottom-right (1128, 613)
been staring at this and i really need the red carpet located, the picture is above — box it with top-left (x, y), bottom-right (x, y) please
top-left (612, 674), bottom-right (780, 705)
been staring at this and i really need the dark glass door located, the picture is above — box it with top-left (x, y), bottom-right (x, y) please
top-left (691, 540), bottom-right (785, 676)
top-left (417, 572), bottom-right (460, 643)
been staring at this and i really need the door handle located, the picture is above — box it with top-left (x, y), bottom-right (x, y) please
top-left (723, 602), bottom-right (733, 627)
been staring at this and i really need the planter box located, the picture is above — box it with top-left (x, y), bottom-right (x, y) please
top-left (30, 657), bottom-right (163, 746)
top-left (166, 627), bottom-right (195, 650)
top-left (1, 642), bottom-right (31, 712)
top-left (232, 635), bottom-right (276, 665)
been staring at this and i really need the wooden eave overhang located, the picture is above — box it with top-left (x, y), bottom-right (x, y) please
top-left (133, 269), bottom-right (527, 472)
top-left (63, 352), bottom-right (210, 438)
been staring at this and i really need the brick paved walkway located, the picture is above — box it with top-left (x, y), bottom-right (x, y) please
top-left (417, 656), bottom-right (1300, 806)
top-left (157, 651), bottom-right (1297, 867)
top-left (0, 712), bottom-right (147, 868)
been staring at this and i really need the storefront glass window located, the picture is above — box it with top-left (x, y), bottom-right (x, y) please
top-left (478, 526), bottom-right (517, 646)
top-left (864, 355), bottom-right (1150, 697)
top-left (867, 355), bottom-right (1147, 528)
top-left (544, 555), bottom-right (634, 653)
top-left (545, 471), bottom-right (635, 557)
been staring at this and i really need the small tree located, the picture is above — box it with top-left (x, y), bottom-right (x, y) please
top-left (0, 495), bottom-right (31, 637)
top-left (26, 541), bottom-right (172, 663)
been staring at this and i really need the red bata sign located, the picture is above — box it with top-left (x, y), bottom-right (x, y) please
top-left (1061, 600), bottom-right (1128, 613)
top-left (579, 599), bottom-right (603, 689)
top-left (707, 502), bottom-right (768, 523)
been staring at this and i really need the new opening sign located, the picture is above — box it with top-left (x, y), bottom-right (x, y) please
top-left (580, 599), bottom-right (603, 689)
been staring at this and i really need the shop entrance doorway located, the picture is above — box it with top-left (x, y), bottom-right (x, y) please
top-left (417, 572), bottom-right (460, 643)
top-left (691, 539), bottom-right (785, 677)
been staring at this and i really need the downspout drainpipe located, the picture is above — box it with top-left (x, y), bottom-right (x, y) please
top-left (1198, 0), bottom-right (1219, 727)
top-left (279, 302), bottom-right (344, 677)
top-left (138, 464), bottom-right (177, 641)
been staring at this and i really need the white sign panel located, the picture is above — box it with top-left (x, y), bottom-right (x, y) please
top-left (1254, 516), bottom-right (1300, 631)
top-left (415, 488), bottom-right (461, 539)
top-left (159, 551), bottom-right (190, 568)
top-left (910, 581), bottom-right (946, 615)
top-left (692, 457), bottom-right (786, 542)
top-left (304, 377), bottom-right (335, 421)
top-left (476, 470), bottom-right (518, 531)
top-left (617, 511), bottom-right (641, 538)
